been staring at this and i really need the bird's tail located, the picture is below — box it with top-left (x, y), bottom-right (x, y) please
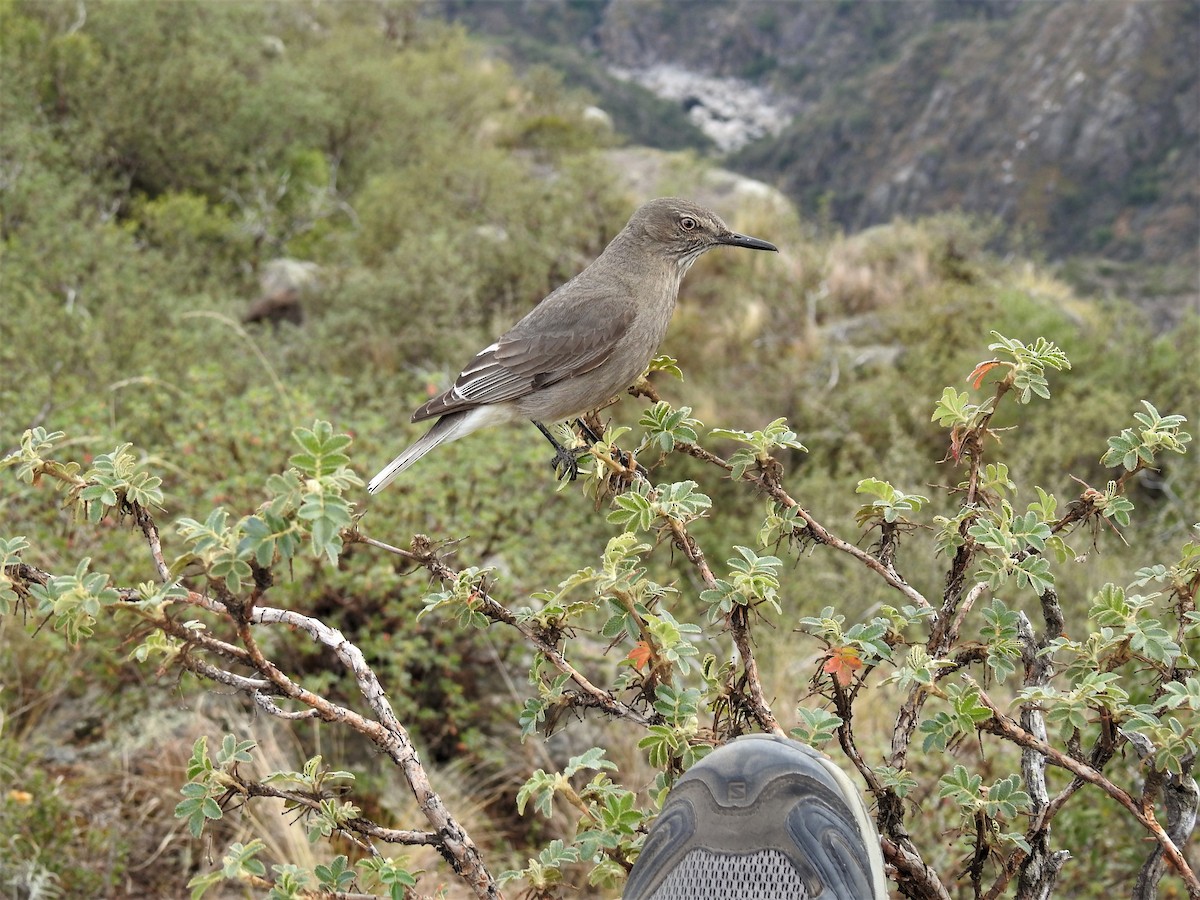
top-left (368, 408), bottom-right (503, 494)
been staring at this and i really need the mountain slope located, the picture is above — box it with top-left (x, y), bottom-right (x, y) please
top-left (438, 1), bottom-right (1199, 270)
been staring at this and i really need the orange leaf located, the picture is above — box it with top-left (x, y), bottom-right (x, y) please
top-left (627, 641), bottom-right (654, 671)
top-left (968, 360), bottom-right (1002, 390)
top-left (823, 647), bottom-right (863, 687)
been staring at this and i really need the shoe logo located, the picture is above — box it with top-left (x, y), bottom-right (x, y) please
top-left (727, 780), bottom-right (747, 803)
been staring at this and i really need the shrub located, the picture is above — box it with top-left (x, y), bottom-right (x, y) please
top-left (3, 331), bottom-right (1195, 898)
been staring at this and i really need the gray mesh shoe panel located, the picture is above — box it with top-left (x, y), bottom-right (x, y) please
top-left (647, 849), bottom-right (809, 900)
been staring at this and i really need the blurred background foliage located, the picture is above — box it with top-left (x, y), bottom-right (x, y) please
top-left (1, 0), bottom-right (1195, 896)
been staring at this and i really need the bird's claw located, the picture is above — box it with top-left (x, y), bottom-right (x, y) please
top-left (549, 444), bottom-right (591, 481)
top-left (536, 419), bottom-right (634, 483)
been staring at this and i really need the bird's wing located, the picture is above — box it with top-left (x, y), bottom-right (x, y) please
top-left (412, 295), bottom-right (635, 422)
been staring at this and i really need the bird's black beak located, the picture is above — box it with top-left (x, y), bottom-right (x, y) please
top-left (719, 230), bottom-right (778, 252)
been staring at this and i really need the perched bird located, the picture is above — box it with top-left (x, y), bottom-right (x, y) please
top-left (368, 197), bottom-right (777, 493)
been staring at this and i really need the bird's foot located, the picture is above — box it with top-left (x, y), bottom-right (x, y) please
top-left (572, 416), bottom-right (635, 473)
top-left (534, 420), bottom-right (589, 482)
top-left (534, 419), bottom-right (638, 483)
top-left (578, 420), bottom-right (634, 472)
top-left (549, 443), bottom-right (589, 481)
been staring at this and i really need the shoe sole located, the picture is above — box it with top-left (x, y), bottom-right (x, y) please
top-left (624, 734), bottom-right (888, 899)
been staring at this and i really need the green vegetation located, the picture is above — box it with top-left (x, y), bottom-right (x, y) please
top-left (2, 2), bottom-right (1196, 898)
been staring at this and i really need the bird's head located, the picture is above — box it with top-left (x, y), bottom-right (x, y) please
top-left (630, 198), bottom-right (778, 268)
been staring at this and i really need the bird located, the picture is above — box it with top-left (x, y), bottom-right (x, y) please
top-left (368, 197), bottom-right (778, 493)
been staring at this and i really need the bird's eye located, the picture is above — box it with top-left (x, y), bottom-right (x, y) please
top-left (679, 216), bottom-right (698, 231)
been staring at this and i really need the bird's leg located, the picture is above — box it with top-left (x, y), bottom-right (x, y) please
top-left (573, 417), bottom-right (605, 445)
top-left (533, 420), bottom-right (586, 481)
top-left (575, 416), bottom-right (635, 470)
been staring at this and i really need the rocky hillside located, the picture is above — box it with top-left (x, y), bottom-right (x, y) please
top-left (438, 1), bottom-right (1198, 274)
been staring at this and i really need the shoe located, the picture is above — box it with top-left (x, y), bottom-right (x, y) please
top-left (623, 734), bottom-right (888, 899)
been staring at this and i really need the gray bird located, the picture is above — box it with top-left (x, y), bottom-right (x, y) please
top-left (368, 197), bottom-right (777, 493)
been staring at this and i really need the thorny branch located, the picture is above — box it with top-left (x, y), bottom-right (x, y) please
top-left (673, 439), bottom-right (954, 898)
top-left (970, 680), bottom-right (1199, 894)
top-left (355, 532), bottom-right (656, 729)
top-left (663, 516), bottom-right (782, 737)
top-left (234, 777), bottom-right (439, 849)
top-left (977, 612), bottom-right (1071, 900)
top-left (669, 378), bottom-right (1196, 900)
top-left (675, 441), bottom-right (933, 612)
top-left (882, 837), bottom-right (953, 900)
top-left (8, 498), bottom-right (503, 900)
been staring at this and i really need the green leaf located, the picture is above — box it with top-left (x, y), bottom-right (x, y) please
top-left (608, 480), bottom-right (710, 532)
top-left (608, 487), bottom-right (655, 532)
top-left (874, 765), bottom-right (918, 799)
top-left (919, 683), bottom-right (992, 752)
top-left (1157, 676), bottom-right (1200, 712)
top-left (175, 794), bottom-right (223, 838)
top-left (987, 333), bottom-right (1070, 403)
top-left (758, 500), bottom-right (807, 548)
top-left (314, 856), bottom-right (355, 892)
top-left (985, 773), bottom-right (1031, 819)
top-left (358, 856), bottom-right (419, 898)
top-left (639, 401), bottom-right (702, 452)
top-left (518, 697), bottom-right (549, 738)
top-left (563, 747), bottom-right (618, 777)
top-left (1014, 555), bottom-right (1054, 594)
top-left (979, 462), bottom-right (1016, 497)
top-left (1102, 402), bottom-right (1191, 471)
top-left (639, 724), bottom-right (688, 769)
top-left (937, 764), bottom-right (983, 806)
top-left (298, 491), bottom-right (351, 564)
top-left (699, 546), bottom-right (782, 622)
top-left (932, 387), bottom-right (972, 427)
top-left (709, 418), bottom-right (806, 477)
top-left (1028, 486), bottom-right (1059, 521)
top-left (981, 599), bottom-right (1022, 683)
top-left (185, 736), bottom-right (214, 780)
top-left (790, 707), bottom-right (843, 747)
top-left (646, 354), bottom-right (684, 380)
top-left (1128, 618), bottom-right (1180, 664)
top-left (1, 428), bottom-right (70, 483)
top-left (854, 478), bottom-right (929, 526)
top-left (654, 480), bottom-right (712, 523)
top-left (187, 871), bottom-right (223, 900)
top-left (221, 840), bottom-right (267, 879)
top-left (215, 735), bottom-right (256, 768)
top-left (968, 517), bottom-right (1010, 553)
top-left (27, 556), bottom-right (120, 644)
